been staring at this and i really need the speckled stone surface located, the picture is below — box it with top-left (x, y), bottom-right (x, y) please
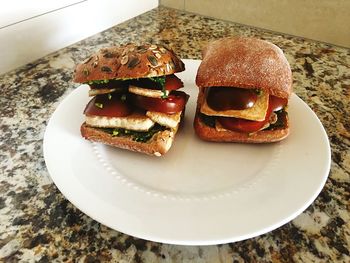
top-left (1, 6), bottom-right (349, 262)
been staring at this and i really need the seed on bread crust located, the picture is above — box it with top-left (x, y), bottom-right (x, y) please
top-left (101, 66), bottom-right (112, 73)
top-left (83, 56), bottom-right (92, 64)
top-left (121, 55), bottom-right (129, 65)
top-left (92, 56), bottom-right (99, 68)
top-left (83, 68), bottom-right (89, 76)
top-left (147, 55), bottom-right (158, 67)
top-left (74, 43), bottom-right (185, 83)
top-left (103, 52), bottom-right (116, 58)
top-left (128, 57), bottom-right (140, 68)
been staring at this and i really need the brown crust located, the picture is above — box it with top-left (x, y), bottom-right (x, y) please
top-left (80, 123), bottom-right (177, 156)
top-left (196, 37), bottom-right (292, 99)
top-left (193, 113), bottom-right (290, 143)
top-left (74, 43), bottom-right (185, 83)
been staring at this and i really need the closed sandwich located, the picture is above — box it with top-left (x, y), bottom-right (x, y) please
top-left (194, 37), bottom-right (293, 143)
top-left (74, 43), bottom-right (189, 156)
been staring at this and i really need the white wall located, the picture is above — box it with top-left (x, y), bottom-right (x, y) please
top-left (0, 0), bottom-right (158, 74)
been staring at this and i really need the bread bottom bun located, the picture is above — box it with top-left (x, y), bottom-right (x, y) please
top-left (193, 112), bottom-right (290, 143)
top-left (81, 123), bottom-right (178, 156)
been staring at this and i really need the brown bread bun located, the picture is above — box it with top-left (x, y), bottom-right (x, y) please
top-left (74, 43), bottom-right (185, 83)
top-left (194, 37), bottom-right (292, 143)
top-left (81, 123), bottom-right (177, 156)
top-left (196, 37), bottom-right (292, 99)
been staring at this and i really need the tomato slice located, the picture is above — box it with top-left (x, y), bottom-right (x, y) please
top-left (218, 96), bottom-right (287, 133)
top-left (84, 93), bottom-right (133, 117)
top-left (131, 91), bottom-right (189, 114)
top-left (270, 96), bottom-right (288, 112)
top-left (207, 87), bottom-right (258, 110)
top-left (164, 75), bottom-right (183, 91)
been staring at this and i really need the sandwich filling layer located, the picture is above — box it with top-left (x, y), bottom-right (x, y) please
top-left (199, 87), bottom-right (288, 133)
top-left (83, 74), bottom-right (188, 142)
top-left (200, 88), bottom-right (269, 121)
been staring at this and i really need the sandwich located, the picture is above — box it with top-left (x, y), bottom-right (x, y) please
top-left (194, 37), bottom-right (293, 143)
top-left (74, 43), bottom-right (189, 156)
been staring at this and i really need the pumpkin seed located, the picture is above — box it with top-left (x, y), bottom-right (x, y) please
top-left (137, 45), bottom-right (147, 53)
top-left (138, 48), bottom-right (148, 53)
top-left (154, 52), bottom-right (161, 59)
top-left (128, 57), bottom-right (140, 68)
top-left (147, 55), bottom-right (158, 67)
top-left (101, 66), bottom-right (112, 73)
top-left (149, 44), bottom-right (157, 50)
top-left (103, 52), bottom-right (115, 58)
top-left (83, 56), bottom-right (92, 64)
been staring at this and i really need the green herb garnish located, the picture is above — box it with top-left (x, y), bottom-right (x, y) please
top-left (149, 76), bottom-right (167, 98)
top-left (108, 94), bottom-right (112, 100)
top-left (121, 94), bottom-right (127, 101)
top-left (254, 89), bottom-right (262, 96)
top-left (200, 113), bottom-right (216, 128)
top-left (104, 124), bottom-right (166, 142)
top-left (265, 110), bottom-right (287, 130)
top-left (94, 102), bottom-right (103, 109)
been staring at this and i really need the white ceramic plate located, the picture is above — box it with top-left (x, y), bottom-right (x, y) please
top-left (44, 59), bottom-right (331, 245)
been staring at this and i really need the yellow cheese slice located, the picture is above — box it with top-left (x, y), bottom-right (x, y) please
top-left (200, 89), bottom-right (269, 121)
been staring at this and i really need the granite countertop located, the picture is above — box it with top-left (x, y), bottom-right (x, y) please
top-left (0, 6), bottom-right (349, 262)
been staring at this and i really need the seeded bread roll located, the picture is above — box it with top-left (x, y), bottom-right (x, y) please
top-left (196, 37), bottom-right (292, 99)
top-left (74, 43), bottom-right (185, 83)
top-left (81, 123), bottom-right (178, 156)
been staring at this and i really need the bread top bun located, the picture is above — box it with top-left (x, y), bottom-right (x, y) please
top-left (196, 37), bottom-right (292, 99)
top-left (74, 43), bottom-right (185, 83)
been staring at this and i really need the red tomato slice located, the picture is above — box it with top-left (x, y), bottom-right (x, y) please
top-left (218, 96), bottom-right (287, 133)
top-left (164, 75), bottom-right (183, 91)
top-left (218, 116), bottom-right (268, 133)
top-left (131, 91), bottom-right (189, 114)
top-left (84, 93), bottom-right (133, 117)
top-left (270, 96), bottom-right (288, 112)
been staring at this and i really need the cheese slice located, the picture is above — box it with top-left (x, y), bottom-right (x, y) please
top-left (85, 111), bottom-right (154, 131)
top-left (200, 89), bottom-right (269, 121)
top-left (146, 111), bottom-right (181, 128)
top-left (129, 85), bottom-right (169, 98)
